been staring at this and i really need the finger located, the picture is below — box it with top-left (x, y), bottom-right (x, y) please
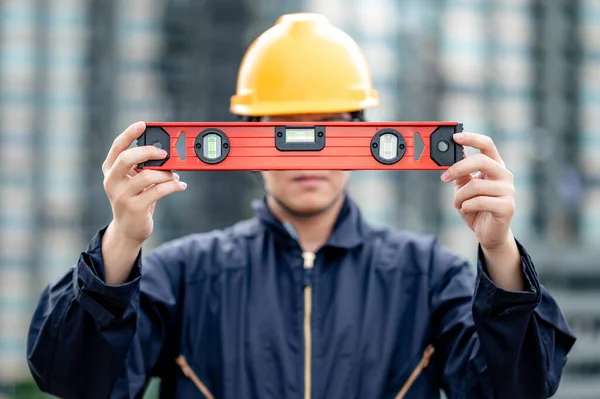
top-left (460, 196), bottom-right (515, 217)
top-left (135, 178), bottom-right (187, 208)
top-left (442, 154), bottom-right (511, 182)
top-left (103, 121), bottom-right (146, 173)
top-left (453, 173), bottom-right (472, 191)
top-left (126, 170), bottom-right (180, 196)
top-left (111, 145), bottom-right (168, 178)
top-left (454, 171), bottom-right (488, 191)
top-left (454, 179), bottom-right (512, 209)
top-left (452, 132), bottom-right (503, 165)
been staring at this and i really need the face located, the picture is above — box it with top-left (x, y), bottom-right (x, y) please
top-left (260, 112), bottom-right (352, 217)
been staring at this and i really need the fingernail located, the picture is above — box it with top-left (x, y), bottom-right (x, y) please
top-left (134, 121), bottom-right (145, 133)
top-left (453, 133), bottom-right (464, 141)
top-left (441, 172), bottom-right (450, 182)
top-left (173, 173), bottom-right (180, 180)
top-left (159, 149), bottom-right (167, 157)
top-left (180, 182), bottom-right (187, 189)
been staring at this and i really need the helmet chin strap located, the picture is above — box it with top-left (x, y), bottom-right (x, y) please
top-left (268, 191), bottom-right (344, 220)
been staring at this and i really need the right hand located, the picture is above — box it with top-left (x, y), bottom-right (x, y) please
top-left (102, 121), bottom-right (187, 246)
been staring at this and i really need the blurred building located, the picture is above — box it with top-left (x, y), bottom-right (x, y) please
top-left (0, 0), bottom-right (599, 397)
top-left (0, 0), bottom-right (88, 387)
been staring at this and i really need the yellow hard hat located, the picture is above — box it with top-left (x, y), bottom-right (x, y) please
top-left (230, 13), bottom-right (379, 116)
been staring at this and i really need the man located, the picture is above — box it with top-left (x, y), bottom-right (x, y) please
top-left (27, 13), bottom-right (575, 399)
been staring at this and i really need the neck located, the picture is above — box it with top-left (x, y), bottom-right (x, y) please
top-left (267, 194), bottom-right (345, 253)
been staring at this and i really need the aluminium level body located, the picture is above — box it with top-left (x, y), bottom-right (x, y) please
top-left (137, 122), bottom-right (465, 171)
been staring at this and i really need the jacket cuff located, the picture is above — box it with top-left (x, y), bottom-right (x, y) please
top-left (473, 238), bottom-right (541, 317)
top-left (73, 225), bottom-right (142, 328)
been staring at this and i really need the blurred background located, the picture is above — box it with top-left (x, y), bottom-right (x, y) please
top-left (0, 0), bottom-right (598, 397)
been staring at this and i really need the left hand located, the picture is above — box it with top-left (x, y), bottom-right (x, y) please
top-left (440, 132), bottom-right (515, 251)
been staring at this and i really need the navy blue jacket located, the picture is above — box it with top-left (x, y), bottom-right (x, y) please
top-left (27, 196), bottom-right (575, 399)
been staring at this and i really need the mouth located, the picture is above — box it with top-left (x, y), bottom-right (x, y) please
top-left (292, 174), bottom-right (328, 185)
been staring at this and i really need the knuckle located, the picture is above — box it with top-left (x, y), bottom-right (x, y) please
top-left (154, 182), bottom-right (168, 197)
top-left (103, 173), bottom-right (119, 194)
top-left (125, 150), bottom-right (138, 166)
top-left (103, 176), bottom-right (111, 193)
top-left (502, 200), bottom-right (515, 216)
top-left (507, 197), bottom-right (516, 210)
top-left (505, 169), bottom-right (515, 182)
top-left (114, 151), bottom-right (126, 167)
top-left (506, 182), bottom-right (516, 195)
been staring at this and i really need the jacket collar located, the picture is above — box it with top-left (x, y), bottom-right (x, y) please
top-left (251, 194), bottom-right (371, 250)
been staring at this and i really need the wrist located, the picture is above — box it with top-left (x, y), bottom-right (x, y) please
top-left (481, 230), bottom-right (517, 256)
top-left (102, 221), bottom-right (143, 286)
top-left (106, 220), bottom-right (144, 250)
top-left (480, 231), bottom-right (524, 292)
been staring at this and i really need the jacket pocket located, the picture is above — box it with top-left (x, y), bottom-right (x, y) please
top-left (176, 354), bottom-right (216, 399)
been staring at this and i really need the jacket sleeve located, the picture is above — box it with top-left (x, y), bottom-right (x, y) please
top-left (26, 226), bottom-right (183, 399)
top-left (427, 238), bottom-right (576, 399)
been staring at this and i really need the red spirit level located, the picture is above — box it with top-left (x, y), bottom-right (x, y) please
top-left (136, 122), bottom-right (464, 170)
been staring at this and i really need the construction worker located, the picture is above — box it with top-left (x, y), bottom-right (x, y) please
top-left (27, 13), bottom-right (575, 399)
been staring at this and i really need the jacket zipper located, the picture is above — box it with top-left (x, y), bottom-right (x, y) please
top-left (177, 250), bottom-right (431, 399)
top-left (302, 251), bottom-right (316, 399)
top-left (176, 354), bottom-right (215, 399)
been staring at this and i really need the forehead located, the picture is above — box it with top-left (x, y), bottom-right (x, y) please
top-left (263, 113), bottom-right (351, 122)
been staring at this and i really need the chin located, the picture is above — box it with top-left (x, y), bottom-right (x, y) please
top-left (289, 203), bottom-right (328, 215)
top-left (283, 193), bottom-right (340, 215)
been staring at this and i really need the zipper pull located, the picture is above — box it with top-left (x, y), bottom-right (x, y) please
top-left (302, 252), bottom-right (315, 268)
top-left (302, 252), bottom-right (316, 287)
